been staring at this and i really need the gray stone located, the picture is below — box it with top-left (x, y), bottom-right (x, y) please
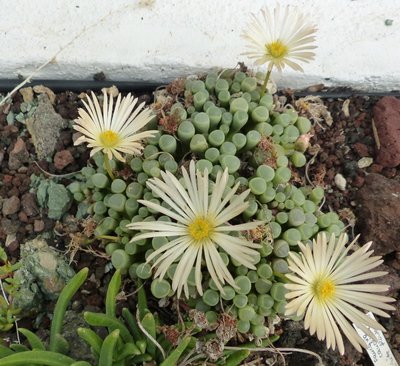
top-left (13, 237), bottom-right (75, 315)
top-left (1, 218), bottom-right (20, 234)
top-left (47, 181), bottom-right (71, 219)
top-left (26, 94), bottom-right (66, 160)
top-left (2, 196), bottom-right (20, 216)
top-left (21, 192), bottom-right (38, 216)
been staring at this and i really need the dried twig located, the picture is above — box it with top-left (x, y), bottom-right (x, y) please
top-left (304, 146), bottom-right (320, 187)
top-left (136, 309), bottom-right (166, 360)
top-left (224, 346), bottom-right (324, 366)
top-left (371, 118), bottom-right (381, 150)
top-left (33, 161), bottom-right (80, 178)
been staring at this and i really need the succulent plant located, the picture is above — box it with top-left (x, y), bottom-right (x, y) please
top-left (69, 69), bottom-right (346, 340)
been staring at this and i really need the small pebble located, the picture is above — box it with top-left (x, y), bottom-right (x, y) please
top-left (2, 196), bottom-right (20, 216)
top-left (34, 219), bottom-right (45, 232)
top-left (334, 173), bottom-right (347, 191)
top-left (54, 150), bottom-right (74, 170)
top-left (357, 157), bottom-right (373, 169)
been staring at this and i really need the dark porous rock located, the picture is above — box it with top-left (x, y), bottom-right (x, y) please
top-left (21, 192), bottom-right (39, 217)
top-left (8, 137), bottom-right (29, 170)
top-left (356, 173), bottom-right (400, 255)
top-left (12, 237), bottom-right (75, 315)
top-left (2, 196), bottom-right (20, 216)
top-left (53, 149), bottom-right (74, 170)
top-left (373, 96), bottom-right (400, 167)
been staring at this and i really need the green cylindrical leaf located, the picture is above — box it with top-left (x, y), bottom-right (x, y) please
top-left (203, 289), bottom-right (220, 306)
top-left (233, 294), bottom-right (248, 308)
top-left (196, 159), bottom-right (213, 173)
top-left (251, 105), bottom-right (269, 123)
top-left (177, 120), bottom-right (196, 142)
top-left (249, 177), bottom-right (267, 195)
top-left (257, 294), bottom-right (274, 309)
top-left (231, 133), bottom-right (247, 150)
top-left (111, 249), bottom-right (132, 270)
top-left (190, 134), bottom-right (208, 153)
top-left (237, 319), bottom-right (251, 333)
top-left (232, 110), bottom-right (248, 131)
top-left (270, 283), bottom-right (287, 302)
top-left (290, 151), bottom-right (306, 167)
top-left (204, 147), bottom-right (220, 163)
top-left (255, 278), bottom-right (272, 294)
top-left (296, 116), bottom-right (312, 134)
top-left (151, 279), bottom-right (171, 299)
top-left (92, 173), bottom-right (109, 189)
top-left (193, 112), bottom-right (210, 133)
top-left (208, 129), bottom-right (225, 147)
top-left (257, 263), bottom-right (273, 279)
top-left (220, 286), bottom-right (236, 300)
top-left (234, 275), bottom-right (251, 295)
top-left (238, 305), bottom-right (256, 321)
top-left (193, 90), bottom-right (209, 110)
top-left (136, 263), bottom-right (152, 279)
top-left (207, 105), bottom-right (222, 128)
top-left (230, 97), bottom-right (249, 113)
top-left (241, 77), bottom-right (257, 92)
top-left (272, 258), bottom-right (289, 273)
top-left (219, 154), bottom-right (240, 174)
top-left (309, 186), bottom-right (324, 204)
top-left (273, 240), bottom-right (290, 258)
top-left (221, 111), bottom-right (233, 126)
top-left (107, 193), bottom-right (126, 212)
top-left (272, 167), bottom-right (291, 185)
top-left (288, 207), bottom-right (306, 226)
top-left (159, 135), bottom-right (177, 154)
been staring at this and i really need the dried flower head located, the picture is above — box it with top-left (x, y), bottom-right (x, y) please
top-left (74, 91), bottom-right (157, 162)
top-left (285, 233), bottom-right (396, 354)
top-left (128, 160), bottom-right (263, 298)
top-left (242, 4), bottom-right (317, 72)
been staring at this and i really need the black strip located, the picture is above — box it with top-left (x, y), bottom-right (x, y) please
top-left (0, 79), bottom-right (399, 98)
top-left (0, 79), bottom-right (161, 93)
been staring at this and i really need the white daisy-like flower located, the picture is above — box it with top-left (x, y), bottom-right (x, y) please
top-left (241, 4), bottom-right (317, 72)
top-left (285, 233), bottom-right (396, 355)
top-left (128, 160), bottom-right (263, 298)
top-left (73, 91), bottom-right (157, 162)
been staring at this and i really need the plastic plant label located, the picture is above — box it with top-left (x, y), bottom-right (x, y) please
top-left (353, 312), bottom-right (399, 366)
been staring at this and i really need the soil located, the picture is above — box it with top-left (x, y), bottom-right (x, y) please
top-left (0, 85), bottom-right (399, 366)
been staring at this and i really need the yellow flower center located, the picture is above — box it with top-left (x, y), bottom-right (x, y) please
top-left (313, 277), bottom-right (336, 301)
top-left (266, 41), bottom-right (288, 59)
top-left (99, 130), bottom-right (121, 148)
top-left (188, 217), bottom-right (214, 242)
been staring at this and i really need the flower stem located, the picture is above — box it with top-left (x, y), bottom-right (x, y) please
top-left (103, 154), bottom-right (115, 180)
top-left (260, 68), bottom-right (272, 97)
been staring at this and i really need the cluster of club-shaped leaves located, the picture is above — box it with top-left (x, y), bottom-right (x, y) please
top-left (69, 69), bottom-right (346, 339)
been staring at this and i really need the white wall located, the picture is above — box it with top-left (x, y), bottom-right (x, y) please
top-left (0, 0), bottom-right (398, 91)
